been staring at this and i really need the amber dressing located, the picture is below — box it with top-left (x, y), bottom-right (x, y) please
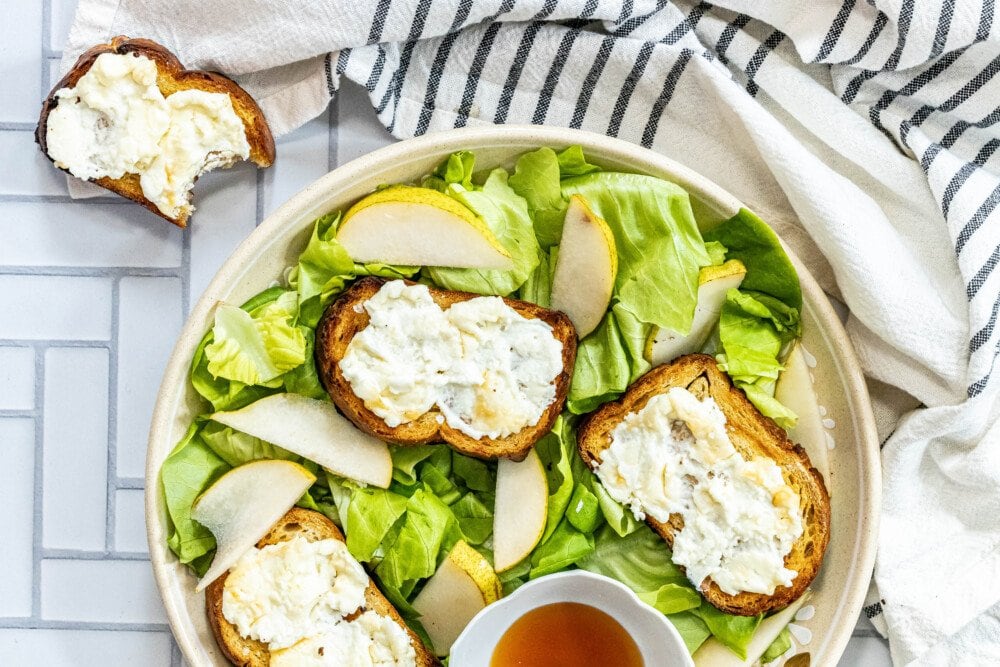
top-left (490, 602), bottom-right (644, 667)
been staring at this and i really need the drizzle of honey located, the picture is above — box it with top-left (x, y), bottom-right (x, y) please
top-left (490, 602), bottom-right (644, 667)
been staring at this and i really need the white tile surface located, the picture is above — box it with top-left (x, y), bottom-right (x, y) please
top-left (0, 418), bottom-right (35, 617)
top-left (0, 347), bottom-right (35, 410)
top-left (116, 277), bottom-right (183, 478)
top-left (50, 0), bottom-right (79, 53)
top-left (0, 131), bottom-right (69, 196)
top-left (0, 2), bottom-right (43, 123)
top-left (334, 82), bottom-right (396, 164)
top-left (262, 109), bottom-right (332, 218)
top-left (40, 559), bottom-right (166, 624)
top-left (42, 347), bottom-right (108, 551)
top-left (0, 202), bottom-right (183, 268)
top-left (114, 489), bottom-right (148, 554)
top-left (189, 162), bottom-right (259, 304)
top-left (0, 275), bottom-right (112, 341)
top-left (0, 629), bottom-right (172, 666)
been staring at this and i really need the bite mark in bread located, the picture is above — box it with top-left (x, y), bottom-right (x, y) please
top-left (315, 277), bottom-right (577, 462)
top-left (205, 508), bottom-right (439, 667)
top-left (36, 36), bottom-right (275, 227)
top-left (577, 354), bottom-right (830, 616)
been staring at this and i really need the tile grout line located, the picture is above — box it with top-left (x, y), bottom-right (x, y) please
top-left (0, 339), bottom-right (111, 349)
top-left (171, 637), bottom-right (183, 667)
top-left (41, 549), bottom-right (148, 561)
top-left (182, 224), bottom-right (192, 317)
top-left (0, 266), bottom-right (185, 278)
top-left (105, 277), bottom-right (121, 552)
top-left (30, 348), bottom-right (45, 621)
top-left (328, 88), bottom-right (340, 172)
top-left (0, 618), bottom-right (169, 632)
top-left (116, 477), bottom-right (146, 490)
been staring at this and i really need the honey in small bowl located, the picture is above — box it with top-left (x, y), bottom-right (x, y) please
top-left (490, 601), bottom-right (644, 667)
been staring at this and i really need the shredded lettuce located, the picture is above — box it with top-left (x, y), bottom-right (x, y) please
top-left (162, 147), bottom-right (806, 660)
top-left (426, 168), bottom-right (540, 296)
top-left (706, 209), bottom-right (802, 427)
top-left (204, 290), bottom-right (306, 387)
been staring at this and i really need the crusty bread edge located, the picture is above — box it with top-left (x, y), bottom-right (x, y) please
top-left (577, 354), bottom-right (831, 616)
top-left (315, 276), bottom-right (577, 462)
top-left (204, 508), bottom-right (440, 667)
top-left (36, 36), bottom-right (276, 228)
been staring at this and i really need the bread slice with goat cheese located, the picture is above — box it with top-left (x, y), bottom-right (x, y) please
top-left (577, 354), bottom-right (830, 616)
top-left (36, 36), bottom-right (274, 227)
top-left (205, 508), bottom-right (439, 667)
top-left (315, 277), bottom-right (577, 462)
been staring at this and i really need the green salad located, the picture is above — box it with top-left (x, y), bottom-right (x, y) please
top-left (161, 146), bottom-right (804, 661)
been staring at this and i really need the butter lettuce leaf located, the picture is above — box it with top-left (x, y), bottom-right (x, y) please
top-left (691, 601), bottom-right (763, 660)
top-left (556, 145), bottom-right (602, 177)
top-left (528, 519), bottom-right (594, 579)
top-left (567, 303), bottom-right (651, 414)
top-left (204, 291), bottom-right (306, 386)
top-left (762, 626), bottom-right (792, 663)
top-left (535, 415), bottom-right (578, 543)
top-left (451, 493), bottom-right (493, 545)
top-left (508, 147), bottom-right (567, 248)
top-left (199, 421), bottom-right (296, 467)
top-left (346, 488), bottom-right (409, 562)
top-left (376, 489), bottom-right (457, 592)
top-left (161, 424), bottom-right (230, 574)
top-left (426, 169), bottom-right (540, 296)
top-left (561, 172), bottom-right (710, 334)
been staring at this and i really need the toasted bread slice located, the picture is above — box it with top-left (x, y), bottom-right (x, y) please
top-left (36, 36), bottom-right (275, 227)
top-left (205, 508), bottom-right (439, 667)
top-left (315, 277), bottom-right (577, 462)
top-left (577, 354), bottom-right (830, 616)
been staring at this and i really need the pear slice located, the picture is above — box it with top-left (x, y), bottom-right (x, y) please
top-left (493, 448), bottom-right (548, 573)
top-left (648, 259), bottom-right (746, 365)
top-left (336, 185), bottom-right (514, 269)
top-left (550, 195), bottom-right (618, 338)
top-left (412, 540), bottom-right (503, 656)
top-left (210, 393), bottom-right (392, 488)
top-left (193, 460), bottom-right (316, 591)
top-left (692, 591), bottom-right (810, 665)
top-left (774, 343), bottom-right (830, 482)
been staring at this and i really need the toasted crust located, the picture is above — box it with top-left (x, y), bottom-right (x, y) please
top-left (36, 36), bottom-right (275, 227)
top-left (205, 508), bottom-right (439, 667)
top-left (577, 354), bottom-right (830, 616)
top-left (315, 277), bottom-right (577, 462)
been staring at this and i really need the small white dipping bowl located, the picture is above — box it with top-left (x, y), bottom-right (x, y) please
top-left (449, 570), bottom-right (694, 666)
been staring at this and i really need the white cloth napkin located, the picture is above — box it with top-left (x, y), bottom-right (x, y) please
top-left (63, 1), bottom-right (1000, 663)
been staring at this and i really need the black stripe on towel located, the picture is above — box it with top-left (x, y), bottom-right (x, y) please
top-left (870, 48), bottom-right (963, 133)
top-left (842, 0), bottom-right (914, 104)
top-left (956, 183), bottom-right (1000, 254)
top-left (607, 40), bottom-right (655, 137)
top-left (814, 0), bottom-right (855, 62)
top-left (455, 23), bottom-right (504, 127)
top-left (843, 10), bottom-right (888, 66)
top-left (570, 36), bottom-right (616, 129)
top-left (745, 29), bottom-right (786, 97)
top-left (378, 0), bottom-right (434, 117)
top-left (641, 48), bottom-right (695, 147)
top-left (942, 139), bottom-right (1000, 219)
top-left (968, 244), bottom-right (1000, 299)
top-left (495, 21), bottom-right (553, 123)
top-left (415, 1), bottom-right (475, 135)
top-left (970, 294), bottom-right (1000, 355)
top-left (715, 14), bottom-right (752, 66)
top-left (929, 0), bottom-right (956, 59)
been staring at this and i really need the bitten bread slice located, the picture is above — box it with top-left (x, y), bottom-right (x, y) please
top-left (315, 277), bottom-right (577, 462)
top-left (577, 354), bottom-right (830, 616)
top-left (36, 36), bottom-right (275, 227)
top-left (205, 508), bottom-right (439, 667)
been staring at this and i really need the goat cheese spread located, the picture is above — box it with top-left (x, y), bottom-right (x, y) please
top-left (340, 280), bottom-right (563, 439)
top-left (45, 52), bottom-right (249, 219)
top-left (270, 611), bottom-right (417, 667)
top-left (595, 387), bottom-right (804, 596)
top-left (222, 537), bottom-right (369, 649)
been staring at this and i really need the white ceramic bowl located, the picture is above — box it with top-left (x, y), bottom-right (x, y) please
top-left (145, 125), bottom-right (880, 666)
top-left (450, 570), bottom-right (694, 666)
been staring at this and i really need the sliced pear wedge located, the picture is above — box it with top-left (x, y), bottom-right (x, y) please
top-left (550, 195), bottom-right (618, 338)
top-left (210, 393), bottom-right (392, 488)
top-left (412, 540), bottom-right (503, 656)
top-left (648, 259), bottom-right (746, 365)
top-left (336, 185), bottom-right (514, 269)
top-left (692, 591), bottom-right (810, 665)
top-left (493, 448), bottom-right (548, 573)
top-left (774, 342), bottom-right (830, 482)
top-left (193, 460), bottom-right (316, 591)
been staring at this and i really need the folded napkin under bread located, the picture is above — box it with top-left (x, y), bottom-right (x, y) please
top-left (64, 1), bottom-right (1000, 663)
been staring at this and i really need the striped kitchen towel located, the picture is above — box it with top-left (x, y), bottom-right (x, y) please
top-left (63, 1), bottom-right (1000, 663)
